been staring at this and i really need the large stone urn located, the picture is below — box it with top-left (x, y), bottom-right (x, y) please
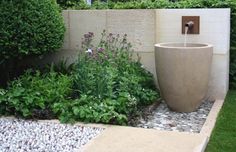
top-left (155, 43), bottom-right (213, 112)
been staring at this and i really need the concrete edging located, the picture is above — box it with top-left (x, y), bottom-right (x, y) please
top-left (200, 99), bottom-right (225, 137)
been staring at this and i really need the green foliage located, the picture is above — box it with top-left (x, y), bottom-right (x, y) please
top-left (62, 0), bottom-right (233, 9)
top-left (56, 0), bottom-right (89, 9)
top-left (0, 71), bottom-right (72, 118)
top-left (109, 0), bottom-right (133, 2)
top-left (43, 59), bottom-right (76, 75)
top-left (0, 0), bottom-right (65, 61)
top-left (206, 90), bottom-right (236, 152)
top-left (228, 2), bottom-right (236, 89)
top-left (52, 95), bottom-right (128, 124)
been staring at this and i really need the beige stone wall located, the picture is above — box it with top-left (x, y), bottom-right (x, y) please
top-left (44, 9), bottom-right (230, 100)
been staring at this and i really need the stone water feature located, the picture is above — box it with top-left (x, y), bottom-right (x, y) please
top-left (154, 15), bottom-right (213, 112)
top-left (155, 43), bottom-right (213, 112)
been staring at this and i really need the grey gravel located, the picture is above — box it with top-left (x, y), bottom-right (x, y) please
top-left (0, 118), bottom-right (104, 152)
top-left (136, 100), bottom-right (214, 133)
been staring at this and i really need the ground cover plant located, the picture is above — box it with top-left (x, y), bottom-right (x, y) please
top-left (0, 31), bottom-right (159, 125)
top-left (0, 71), bottom-right (73, 118)
top-left (206, 90), bottom-right (236, 152)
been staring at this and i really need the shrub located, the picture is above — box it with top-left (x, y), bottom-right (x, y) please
top-left (1, 71), bottom-right (73, 118)
top-left (109, 0), bottom-right (133, 2)
top-left (0, 0), bottom-right (65, 61)
top-left (56, 0), bottom-right (88, 9)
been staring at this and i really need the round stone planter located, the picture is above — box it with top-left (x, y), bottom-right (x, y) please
top-left (155, 43), bottom-right (213, 112)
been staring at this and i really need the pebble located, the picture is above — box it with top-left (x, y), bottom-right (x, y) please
top-left (136, 100), bottom-right (214, 133)
top-left (0, 118), bottom-right (104, 152)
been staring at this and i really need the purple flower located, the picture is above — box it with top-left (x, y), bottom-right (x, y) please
top-left (98, 47), bottom-right (104, 52)
top-left (84, 34), bottom-right (90, 38)
top-left (88, 32), bottom-right (94, 36)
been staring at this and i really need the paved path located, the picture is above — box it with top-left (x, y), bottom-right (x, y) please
top-left (82, 126), bottom-right (208, 152)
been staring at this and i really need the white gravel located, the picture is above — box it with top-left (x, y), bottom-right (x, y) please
top-left (0, 118), bottom-right (104, 152)
top-left (136, 100), bottom-right (214, 133)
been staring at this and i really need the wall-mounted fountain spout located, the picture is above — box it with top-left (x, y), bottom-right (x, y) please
top-left (185, 21), bottom-right (194, 29)
top-left (184, 21), bottom-right (195, 46)
top-left (182, 16), bottom-right (200, 34)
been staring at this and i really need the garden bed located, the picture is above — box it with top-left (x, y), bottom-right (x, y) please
top-left (0, 31), bottom-right (159, 126)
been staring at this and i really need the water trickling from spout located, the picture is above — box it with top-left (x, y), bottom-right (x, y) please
top-left (184, 26), bottom-right (189, 47)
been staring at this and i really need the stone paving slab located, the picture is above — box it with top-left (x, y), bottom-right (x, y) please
top-left (82, 126), bottom-right (208, 152)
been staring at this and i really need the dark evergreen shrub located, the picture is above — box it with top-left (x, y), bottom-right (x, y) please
top-left (0, 0), bottom-right (65, 60)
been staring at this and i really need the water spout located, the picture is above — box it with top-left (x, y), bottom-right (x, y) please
top-left (184, 26), bottom-right (188, 47)
top-left (185, 21), bottom-right (194, 29)
top-left (184, 21), bottom-right (194, 47)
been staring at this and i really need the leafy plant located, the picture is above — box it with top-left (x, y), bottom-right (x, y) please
top-left (57, 0), bottom-right (90, 9)
top-left (1, 70), bottom-right (72, 118)
top-left (43, 59), bottom-right (75, 75)
top-left (52, 95), bottom-right (128, 124)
